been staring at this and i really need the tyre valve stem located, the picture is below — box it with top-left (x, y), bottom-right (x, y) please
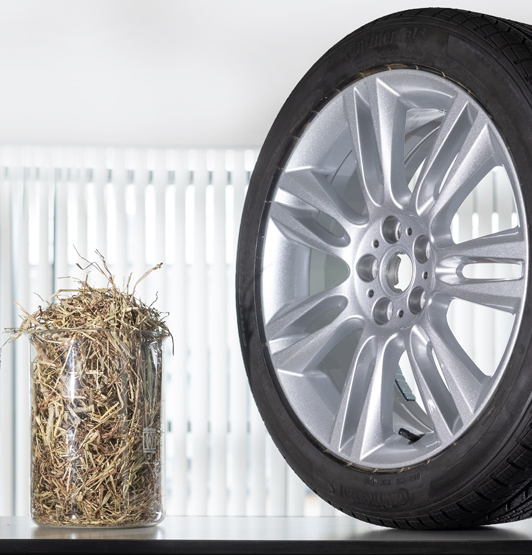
top-left (398, 428), bottom-right (424, 444)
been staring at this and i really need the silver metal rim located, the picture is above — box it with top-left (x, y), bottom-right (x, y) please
top-left (260, 69), bottom-right (528, 469)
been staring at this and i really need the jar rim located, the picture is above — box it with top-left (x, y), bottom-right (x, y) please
top-left (28, 328), bottom-right (168, 336)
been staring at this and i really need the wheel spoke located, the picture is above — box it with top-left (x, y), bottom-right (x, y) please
top-left (412, 94), bottom-right (472, 216)
top-left (426, 114), bottom-right (497, 230)
top-left (434, 275), bottom-right (524, 314)
top-left (265, 283), bottom-right (350, 340)
top-left (343, 88), bottom-right (384, 211)
top-left (436, 227), bottom-right (525, 263)
top-left (271, 312), bottom-right (357, 374)
top-left (364, 77), bottom-right (411, 207)
top-left (422, 306), bottom-right (486, 419)
top-left (405, 124), bottom-right (439, 186)
top-left (350, 335), bottom-right (404, 461)
top-left (268, 201), bottom-right (349, 258)
top-left (406, 325), bottom-right (460, 443)
top-left (279, 169), bottom-right (365, 227)
top-left (329, 330), bottom-right (377, 451)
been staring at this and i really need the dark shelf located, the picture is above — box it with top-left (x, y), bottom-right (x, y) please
top-left (2, 515), bottom-right (532, 554)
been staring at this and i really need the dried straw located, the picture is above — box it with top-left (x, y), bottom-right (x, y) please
top-left (7, 252), bottom-right (171, 527)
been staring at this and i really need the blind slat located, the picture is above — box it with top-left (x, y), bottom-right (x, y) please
top-left (12, 164), bottom-right (30, 516)
top-left (267, 435), bottom-right (287, 516)
top-left (112, 149), bottom-right (128, 281)
top-left (133, 149), bottom-right (148, 301)
top-left (189, 150), bottom-right (209, 516)
top-left (0, 176), bottom-right (15, 516)
top-left (167, 150), bottom-right (189, 515)
top-left (227, 150), bottom-right (249, 516)
top-left (209, 150), bottom-right (228, 515)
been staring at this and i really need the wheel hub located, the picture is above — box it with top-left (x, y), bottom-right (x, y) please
top-left (354, 213), bottom-right (432, 329)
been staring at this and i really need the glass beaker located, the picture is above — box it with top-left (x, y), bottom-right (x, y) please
top-left (29, 329), bottom-right (165, 527)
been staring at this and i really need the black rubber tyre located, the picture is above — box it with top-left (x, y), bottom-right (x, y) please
top-left (236, 8), bottom-right (532, 529)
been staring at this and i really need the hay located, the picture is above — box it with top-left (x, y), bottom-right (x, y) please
top-left (7, 252), bottom-right (171, 527)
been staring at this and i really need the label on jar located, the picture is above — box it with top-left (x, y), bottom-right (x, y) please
top-left (143, 428), bottom-right (157, 454)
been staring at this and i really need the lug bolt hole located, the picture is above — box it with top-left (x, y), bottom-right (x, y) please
top-left (398, 310), bottom-right (404, 318)
top-left (414, 235), bottom-right (430, 263)
top-left (409, 287), bottom-right (426, 315)
top-left (373, 298), bottom-right (393, 325)
top-left (407, 228), bottom-right (412, 236)
top-left (382, 216), bottom-right (402, 244)
top-left (423, 271), bottom-right (428, 280)
top-left (357, 254), bottom-right (378, 282)
top-left (368, 289), bottom-right (374, 298)
top-left (373, 239), bottom-right (380, 248)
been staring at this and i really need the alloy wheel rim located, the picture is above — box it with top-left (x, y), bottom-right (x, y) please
top-left (260, 69), bottom-right (528, 468)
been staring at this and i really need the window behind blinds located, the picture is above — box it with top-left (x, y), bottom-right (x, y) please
top-left (0, 146), bottom-right (516, 517)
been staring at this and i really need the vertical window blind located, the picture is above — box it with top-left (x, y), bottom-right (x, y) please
top-left (0, 146), bottom-right (517, 517)
top-left (0, 146), bottom-right (341, 518)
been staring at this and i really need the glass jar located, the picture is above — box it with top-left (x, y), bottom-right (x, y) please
top-left (29, 329), bottom-right (166, 527)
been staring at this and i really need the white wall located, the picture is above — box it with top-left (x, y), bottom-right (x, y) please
top-left (0, 0), bottom-right (530, 148)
